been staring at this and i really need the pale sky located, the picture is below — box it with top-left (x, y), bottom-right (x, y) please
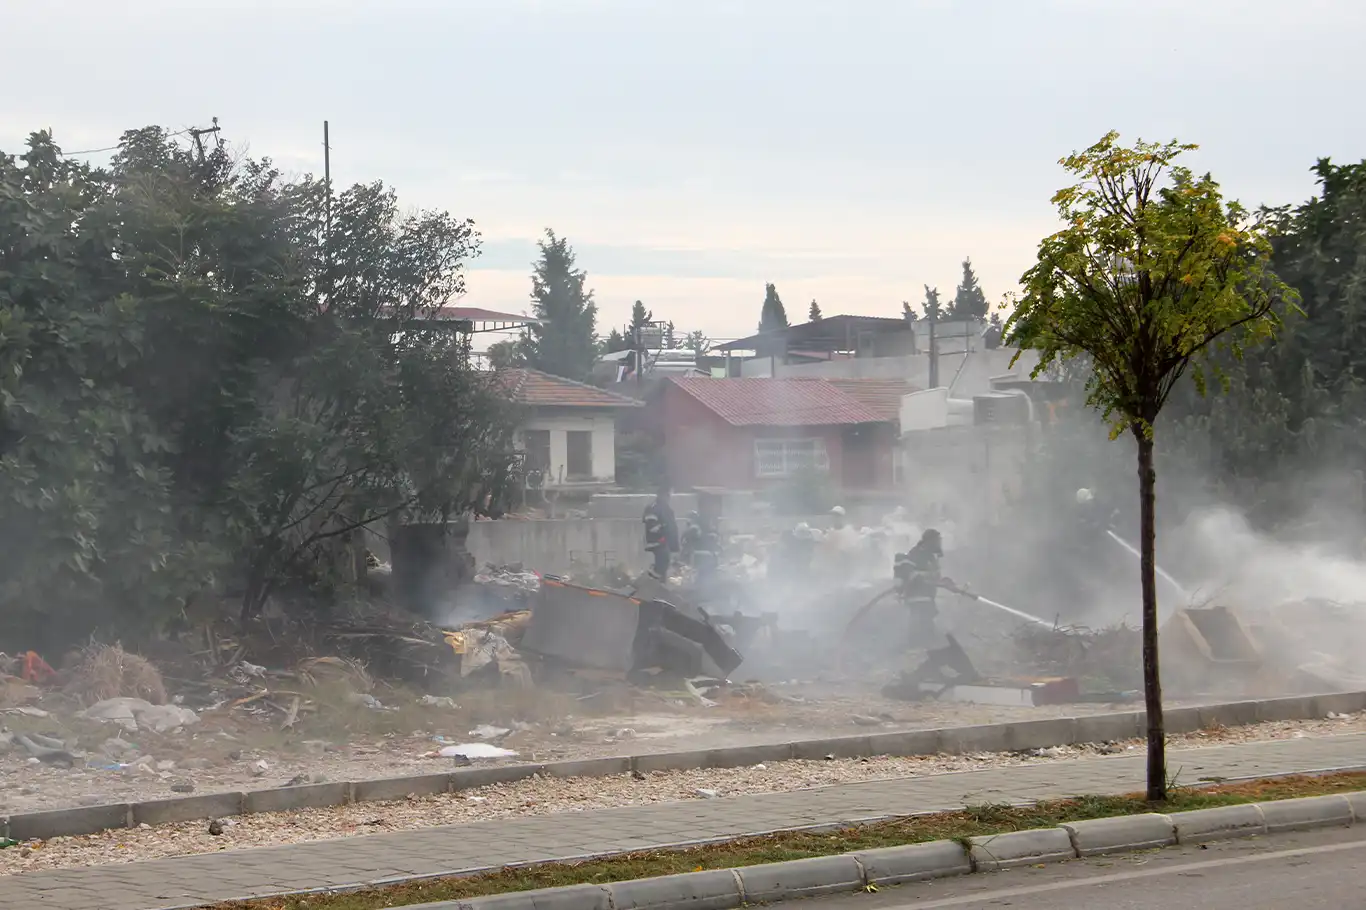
top-left (4, 0), bottom-right (1363, 341)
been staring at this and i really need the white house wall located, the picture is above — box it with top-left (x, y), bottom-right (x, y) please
top-left (521, 412), bottom-right (618, 486)
top-left (740, 348), bottom-right (1039, 399)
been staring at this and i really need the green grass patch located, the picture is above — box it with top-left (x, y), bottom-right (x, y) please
top-left (207, 770), bottom-right (1366, 910)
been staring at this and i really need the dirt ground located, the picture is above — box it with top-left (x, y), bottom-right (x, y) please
top-left (0, 678), bottom-right (1138, 816)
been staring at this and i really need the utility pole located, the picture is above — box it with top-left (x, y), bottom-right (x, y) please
top-left (928, 304), bottom-right (940, 389)
top-left (323, 121), bottom-right (332, 243)
top-left (188, 118), bottom-right (222, 163)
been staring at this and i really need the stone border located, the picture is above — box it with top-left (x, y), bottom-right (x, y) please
top-left (4, 690), bottom-right (1363, 842)
top-left (396, 790), bottom-right (1366, 910)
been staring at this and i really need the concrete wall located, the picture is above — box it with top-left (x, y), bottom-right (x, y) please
top-left (520, 411), bottom-right (617, 487)
top-left (468, 518), bottom-right (648, 574)
top-left (901, 424), bottom-right (1031, 523)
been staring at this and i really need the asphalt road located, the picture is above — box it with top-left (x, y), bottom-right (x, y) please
top-left (808, 826), bottom-right (1366, 909)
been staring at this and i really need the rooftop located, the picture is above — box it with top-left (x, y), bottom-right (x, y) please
top-left (495, 368), bottom-right (643, 409)
top-left (822, 378), bottom-right (919, 421)
top-left (713, 314), bottom-right (915, 353)
top-left (665, 376), bottom-right (894, 427)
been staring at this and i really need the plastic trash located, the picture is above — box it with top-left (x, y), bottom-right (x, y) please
top-left (437, 743), bottom-right (518, 760)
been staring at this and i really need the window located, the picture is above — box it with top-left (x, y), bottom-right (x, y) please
top-left (524, 429), bottom-right (551, 472)
top-left (566, 430), bottom-right (593, 479)
top-left (754, 438), bottom-right (829, 478)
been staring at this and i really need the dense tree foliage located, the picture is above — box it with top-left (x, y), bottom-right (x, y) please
top-left (758, 283), bottom-right (788, 334)
top-left (0, 128), bottom-right (516, 643)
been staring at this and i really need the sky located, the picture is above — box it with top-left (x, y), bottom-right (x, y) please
top-left (3, 0), bottom-right (1364, 342)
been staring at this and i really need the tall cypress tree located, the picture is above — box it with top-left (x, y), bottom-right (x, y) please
top-left (520, 229), bottom-right (598, 381)
top-left (758, 283), bottom-right (789, 333)
top-left (808, 299), bottom-right (823, 322)
top-left (949, 257), bottom-right (988, 320)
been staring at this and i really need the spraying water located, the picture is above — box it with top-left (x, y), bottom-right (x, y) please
top-left (1105, 529), bottom-right (1191, 603)
top-left (965, 593), bottom-right (1054, 628)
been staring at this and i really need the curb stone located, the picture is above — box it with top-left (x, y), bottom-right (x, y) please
top-left (379, 790), bottom-right (1366, 910)
top-left (2, 691), bottom-right (1363, 842)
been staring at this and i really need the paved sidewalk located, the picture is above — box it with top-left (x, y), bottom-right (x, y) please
top-left (5, 733), bottom-right (1365, 910)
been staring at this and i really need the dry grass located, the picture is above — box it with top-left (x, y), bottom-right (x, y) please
top-left (209, 771), bottom-right (1366, 910)
top-left (64, 644), bottom-right (167, 706)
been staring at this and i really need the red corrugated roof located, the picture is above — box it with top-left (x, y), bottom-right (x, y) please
top-left (496, 369), bottom-right (642, 409)
top-left (667, 377), bottom-right (890, 426)
top-left (822, 379), bottom-right (917, 421)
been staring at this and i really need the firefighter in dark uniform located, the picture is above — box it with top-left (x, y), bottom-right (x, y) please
top-left (893, 528), bottom-right (951, 644)
top-left (643, 485), bottom-right (679, 579)
top-left (682, 511), bottom-right (722, 586)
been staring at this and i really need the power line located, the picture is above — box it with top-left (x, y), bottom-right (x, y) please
top-left (59, 127), bottom-right (195, 157)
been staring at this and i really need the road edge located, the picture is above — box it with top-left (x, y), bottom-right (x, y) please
top-left (395, 790), bottom-right (1366, 910)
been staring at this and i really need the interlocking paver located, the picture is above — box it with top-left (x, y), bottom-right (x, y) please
top-left (2, 733), bottom-right (1363, 910)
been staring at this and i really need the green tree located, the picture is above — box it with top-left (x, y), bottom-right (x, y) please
top-left (1004, 132), bottom-right (1293, 800)
top-left (602, 328), bottom-right (629, 354)
top-left (521, 230), bottom-right (598, 380)
top-left (901, 300), bottom-right (917, 321)
top-left (486, 339), bottom-right (523, 368)
top-left (664, 320), bottom-right (677, 348)
top-left (630, 300), bottom-right (652, 341)
top-left (758, 283), bottom-right (789, 334)
top-left (808, 299), bottom-right (823, 321)
top-left (922, 285), bottom-right (943, 320)
top-left (949, 257), bottom-right (989, 320)
top-left (683, 330), bottom-right (711, 356)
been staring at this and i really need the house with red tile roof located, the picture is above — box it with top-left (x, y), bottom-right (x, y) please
top-left (651, 377), bottom-right (913, 491)
top-left (494, 369), bottom-right (642, 488)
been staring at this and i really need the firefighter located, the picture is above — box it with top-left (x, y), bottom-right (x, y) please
top-left (685, 510), bottom-right (722, 585)
top-left (643, 485), bottom-right (679, 579)
top-left (893, 528), bottom-right (955, 644)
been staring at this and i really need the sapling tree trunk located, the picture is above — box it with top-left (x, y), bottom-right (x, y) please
top-left (1135, 431), bottom-right (1166, 801)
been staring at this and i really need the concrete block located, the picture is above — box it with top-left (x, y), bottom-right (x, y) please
top-left (465, 884), bottom-right (613, 910)
top-left (938, 723), bottom-right (1011, 755)
top-left (7, 804), bottom-right (131, 841)
top-left (353, 774), bottom-right (451, 803)
top-left (704, 743), bottom-right (793, 769)
top-left (450, 764), bottom-right (544, 790)
top-left (541, 757), bottom-right (631, 778)
top-left (1197, 700), bottom-right (1260, 730)
top-left (1073, 711), bottom-right (1143, 744)
top-left (1061, 813), bottom-right (1175, 857)
top-left (737, 855), bottom-right (865, 901)
top-left (968, 827), bottom-right (1076, 872)
top-left (1170, 804), bottom-right (1266, 844)
top-left (1160, 706), bottom-right (1202, 735)
top-left (867, 728), bottom-right (942, 757)
top-left (1313, 691), bottom-right (1366, 717)
top-left (854, 840), bottom-right (973, 884)
top-left (610, 869), bottom-right (742, 910)
top-left (242, 782), bottom-right (350, 815)
top-left (133, 792), bottom-right (244, 827)
top-left (790, 736), bottom-right (872, 761)
top-left (1255, 695), bottom-right (1319, 723)
top-left (1006, 718), bottom-right (1078, 751)
top-left (1259, 794), bottom-right (1354, 834)
top-left (633, 750), bottom-right (710, 774)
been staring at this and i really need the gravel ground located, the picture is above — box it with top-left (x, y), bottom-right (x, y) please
top-left (2, 713), bottom-right (1362, 876)
top-left (0, 691), bottom-right (1125, 817)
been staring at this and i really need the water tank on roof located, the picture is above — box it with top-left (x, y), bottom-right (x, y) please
top-left (973, 392), bottom-right (1031, 425)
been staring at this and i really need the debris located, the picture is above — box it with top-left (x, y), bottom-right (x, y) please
top-left (80, 697), bottom-right (200, 734)
top-left (66, 645), bottom-right (167, 706)
top-left (207, 819), bottom-right (224, 836)
top-left (229, 661), bottom-right (268, 685)
top-left (435, 743), bottom-right (518, 761)
top-left (465, 795), bottom-right (488, 804)
top-left (418, 695), bottom-right (459, 709)
top-left (850, 714), bottom-right (883, 727)
top-left (170, 780), bottom-right (195, 793)
top-left (8, 706), bottom-right (49, 718)
top-left (249, 759), bottom-right (270, 777)
top-left (468, 724), bottom-right (511, 740)
top-left (6, 733), bottom-right (76, 767)
top-left (347, 693), bottom-right (393, 712)
top-left (694, 788), bottom-right (719, 799)
top-left (280, 696), bottom-right (301, 730)
top-left (631, 770), bottom-right (646, 781)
